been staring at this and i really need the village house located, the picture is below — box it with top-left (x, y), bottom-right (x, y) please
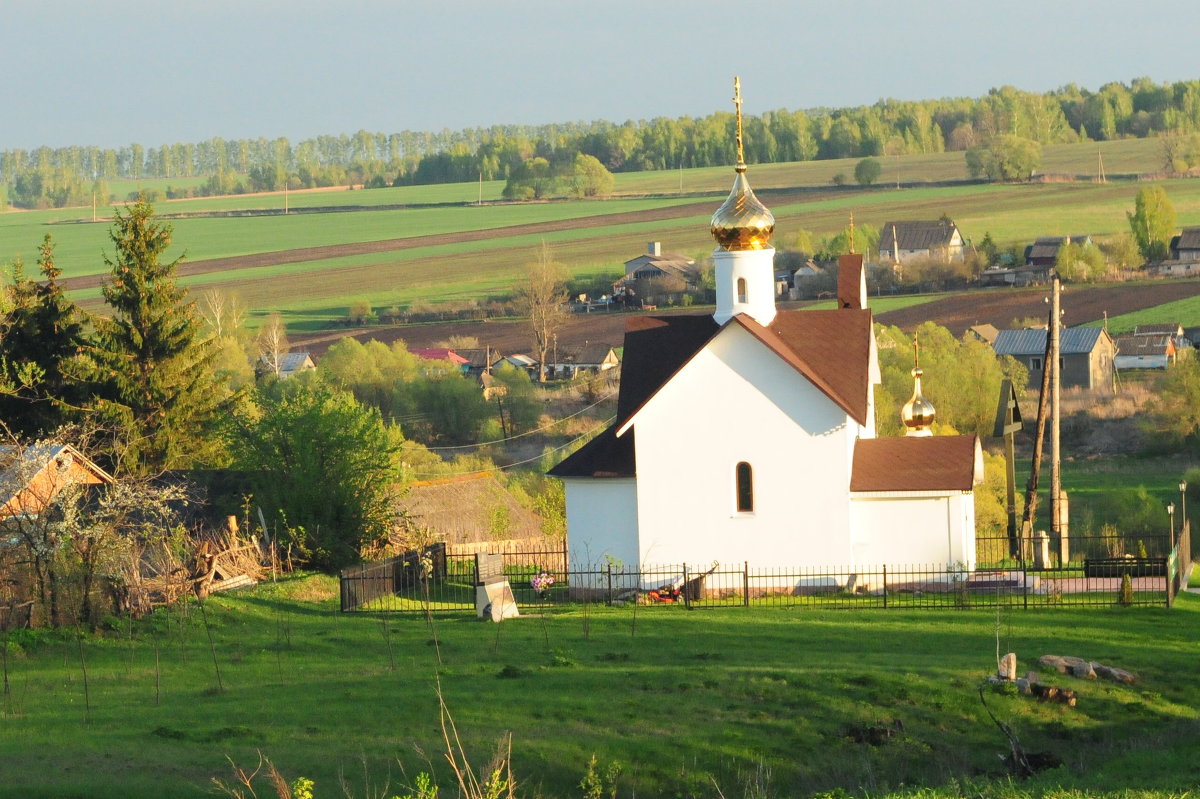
top-left (551, 98), bottom-right (982, 578)
top-left (544, 343), bottom-right (620, 380)
top-left (992, 327), bottom-right (1116, 391)
top-left (1113, 323), bottom-right (1192, 370)
top-left (878, 220), bottom-right (965, 265)
top-left (1024, 235), bottom-right (1092, 267)
top-left (1170, 227), bottom-right (1200, 262)
top-left (257, 351), bottom-right (316, 379)
top-left (619, 241), bottom-right (698, 284)
top-left (1, 444), bottom-right (113, 520)
top-left (1114, 334), bottom-right (1176, 370)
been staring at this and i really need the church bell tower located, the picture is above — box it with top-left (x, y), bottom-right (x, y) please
top-left (712, 76), bottom-right (777, 327)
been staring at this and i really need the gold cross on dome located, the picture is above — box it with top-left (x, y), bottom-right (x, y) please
top-left (733, 76), bottom-right (745, 167)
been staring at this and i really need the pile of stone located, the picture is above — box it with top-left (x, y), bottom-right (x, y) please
top-left (986, 652), bottom-right (1138, 705)
top-left (1037, 654), bottom-right (1138, 684)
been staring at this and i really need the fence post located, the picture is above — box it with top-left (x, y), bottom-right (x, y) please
top-left (606, 564), bottom-right (613, 605)
top-left (683, 564), bottom-right (691, 610)
top-left (882, 565), bottom-right (888, 609)
top-left (743, 561), bottom-right (750, 607)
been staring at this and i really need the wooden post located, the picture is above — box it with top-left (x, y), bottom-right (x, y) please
top-left (1021, 300), bottom-right (1056, 538)
top-left (1050, 277), bottom-right (1069, 565)
top-left (993, 379), bottom-right (1023, 557)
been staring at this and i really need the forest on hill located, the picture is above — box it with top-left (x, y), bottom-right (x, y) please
top-left (6, 77), bottom-right (1200, 209)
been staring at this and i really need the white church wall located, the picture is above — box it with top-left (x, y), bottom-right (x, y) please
top-left (629, 324), bottom-right (857, 568)
top-left (850, 492), bottom-right (976, 569)
top-left (713, 248), bottom-right (777, 326)
top-left (562, 478), bottom-right (640, 583)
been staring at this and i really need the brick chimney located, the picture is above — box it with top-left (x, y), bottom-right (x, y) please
top-left (648, 241), bottom-right (661, 256)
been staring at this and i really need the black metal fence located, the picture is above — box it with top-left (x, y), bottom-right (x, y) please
top-left (339, 528), bottom-right (1193, 613)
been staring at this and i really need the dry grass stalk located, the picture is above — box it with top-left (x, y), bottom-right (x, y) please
top-left (437, 677), bottom-right (516, 799)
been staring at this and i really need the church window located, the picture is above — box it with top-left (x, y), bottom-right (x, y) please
top-left (735, 461), bottom-right (754, 513)
top-left (737, 277), bottom-right (747, 304)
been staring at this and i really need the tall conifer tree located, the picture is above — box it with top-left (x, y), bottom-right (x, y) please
top-left (0, 234), bottom-right (86, 436)
top-left (80, 200), bottom-right (226, 473)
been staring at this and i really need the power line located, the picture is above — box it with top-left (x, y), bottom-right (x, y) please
top-left (410, 415), bottom-right (614, 480)
top-left (425, 391), bottom-right (615, 451)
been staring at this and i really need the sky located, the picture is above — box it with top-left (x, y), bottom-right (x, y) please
top-left (6, 0), bottom-right (1200, 151)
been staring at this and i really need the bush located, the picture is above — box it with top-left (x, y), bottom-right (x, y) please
top-left (854, 157), bottom-right (882, 186)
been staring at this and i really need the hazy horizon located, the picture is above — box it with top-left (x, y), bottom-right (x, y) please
top-left (5, 0), bottom-right (1200, 151)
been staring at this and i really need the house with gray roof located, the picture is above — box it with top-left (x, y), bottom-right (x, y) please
top-left (1114, 334), bottom-right (1176, 370)
top-left (879, 220), bottom-right (965, 265)
top-left (1024, 235), bottom-right (1092, 267)
top-left (992, 327), bottom-right (1116, 391)
top-left (1171, 227), bottom-right (1200, 261)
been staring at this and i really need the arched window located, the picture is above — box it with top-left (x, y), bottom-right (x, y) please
top-left (735, 461), bottom-right (754, 513)
top-left (736, 277), bottom-right (748, 304)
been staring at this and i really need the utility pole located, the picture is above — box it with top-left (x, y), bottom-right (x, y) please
top-left (1021, 293), bottom-right (1056, 554)
top-left (1049, 277), bottom-right (1068, 564)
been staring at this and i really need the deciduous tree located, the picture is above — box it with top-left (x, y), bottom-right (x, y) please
top-left (514, 242), bottom-right (569, 382)
top-left (965, 135), bottom-right (1041, 181)
top-left (854, 157), bottom-right (882, 186)
top-left (1127, 185), bottom-right (1176, 262)
top-left (225, 375), bottom-right (407, 572)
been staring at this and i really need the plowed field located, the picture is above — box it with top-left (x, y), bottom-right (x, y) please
top-left (292, 280), bottom-right (1200, 357)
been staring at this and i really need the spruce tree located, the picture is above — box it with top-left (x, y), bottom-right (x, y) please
top-left (0, 235), bottom-right (87, 437)
top-left (80, 200), bottom-right (226, 473)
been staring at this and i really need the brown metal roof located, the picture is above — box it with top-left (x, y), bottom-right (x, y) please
top-left (735, 309), bottom-right (873, 425)
top-left (548, 425), bottom-right (635, 478)
top-left (615, 314), bottom-right (721, 423)
top-left (615, 309), bottom-right (873, 432)
top-left (850, 435), bottom-right (980, 492)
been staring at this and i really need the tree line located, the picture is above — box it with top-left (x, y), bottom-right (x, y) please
top-left (8, 77), bottom-right (1200, 208)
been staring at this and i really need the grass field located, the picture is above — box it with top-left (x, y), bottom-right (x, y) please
top-left (4, 137), bottom-right (1200, 330)
top-left (0, 574), bottom-right (1197, 799)
top-left (1088, 294), bottom-right (1200, 334)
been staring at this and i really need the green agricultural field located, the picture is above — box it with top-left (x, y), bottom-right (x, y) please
top-left (3, 137), bottom-right (1199, 330)
top-left (0, 576), bottom-right (1197, 799)
top-left (1089, 294), bottom-right (1200, 334)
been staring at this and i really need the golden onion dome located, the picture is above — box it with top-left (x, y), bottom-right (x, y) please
top-left (901, 367), bottom-right (936, 436)
top-left (710, 168), bottom-right (775, 250)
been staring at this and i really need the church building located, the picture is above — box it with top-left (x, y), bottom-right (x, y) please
top-left (549, 80), bottom-right (982, 577)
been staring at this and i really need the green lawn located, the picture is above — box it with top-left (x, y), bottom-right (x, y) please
top-left (1, 575), bottom-right (1198, 799)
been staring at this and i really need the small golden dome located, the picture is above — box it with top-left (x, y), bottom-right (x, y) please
top-left (901, 367), bottom-right (936, 436)
top-left (711, 169), bottom-right (775, 250)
